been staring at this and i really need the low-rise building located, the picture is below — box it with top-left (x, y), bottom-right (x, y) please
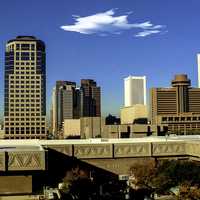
top-left (120, 104), bottom-right (148, 124)
top-left (101, 124), bottom-right (167, 138)
top-left (63, 119), bottom-right (81, 138)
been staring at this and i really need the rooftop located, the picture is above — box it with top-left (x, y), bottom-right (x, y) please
top-left (0, 135), bottom-right (200, 148)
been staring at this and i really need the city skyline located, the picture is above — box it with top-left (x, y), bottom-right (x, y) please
top-left (0, 0), bottom-right (200, 119)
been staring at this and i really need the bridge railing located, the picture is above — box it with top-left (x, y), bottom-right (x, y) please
top-left (44, 140), bottom-right (192, 159)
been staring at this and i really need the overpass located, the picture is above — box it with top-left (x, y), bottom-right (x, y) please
top-left (0, 136), bottom-right (200, 173)
top-left (0, 136), bottom-right (200, 194)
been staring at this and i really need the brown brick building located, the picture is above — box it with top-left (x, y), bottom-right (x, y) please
top-left (151, 74), bottom-right (200, 135)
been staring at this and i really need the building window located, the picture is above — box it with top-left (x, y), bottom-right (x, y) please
top-left (175, 117), bottom-right (179, 121)
top-left (31, 44), bottom-right (35, 50)
top-left (16, 44), bottom-right (20, 50)
top-left (21, 44), bottom-right (30, 50)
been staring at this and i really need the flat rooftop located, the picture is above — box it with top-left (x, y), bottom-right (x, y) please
top-left (0, 135), bottom-right (200, 148)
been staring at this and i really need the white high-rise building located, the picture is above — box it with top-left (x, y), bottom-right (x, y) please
top-left (197, 54), bottom-right (200, 88)
top-left (124, 76), bottom-right (146, 107)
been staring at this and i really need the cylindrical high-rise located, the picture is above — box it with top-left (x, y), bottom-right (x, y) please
top-left (4, 36), bottom-right (47, 139)
top-left (124, 76), bottom-right (146, 107)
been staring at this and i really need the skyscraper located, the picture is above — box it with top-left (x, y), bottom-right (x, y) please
top-left (81, 79), bottom-right (101, 117)
top-left (51, 79), bottom-right (101, 136)
top-left (124, 76), bottom-right (146, 107)
top-left (51, 81), bottom-right (80, 135)
top-left (4, 36), bottom-right (46, 139)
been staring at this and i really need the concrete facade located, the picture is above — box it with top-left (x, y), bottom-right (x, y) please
top-left (4, 36), bottom-right (47, 139)
top-left (80, 117), bottom-right (102, 138)
top-left (124, 76), bottom-right (146, 107)
top-left (101, 124), bottom-right (167, 138)
top-left (120, 104), bottom-right (148, 124)
top-left (151, 74), bottom-right (200, 135)
top-left (1, 137), bottom-right (200, 194)
top-left (63, 119), bottom-right (80, 138)
top-left (62, 117), bottom-right (166, 139)
top-left (0, 176), bottom-right (32, 194)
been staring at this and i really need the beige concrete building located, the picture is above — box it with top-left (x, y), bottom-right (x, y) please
top-left (0, 130), bottom-right (5, 139)
top-left (101, 124), bottom-right (166, 138)
top-left (62, 117), bottom-right (166, 139)
top-left (120, 104), bottom-right (148, 124)
top-left (63, 119), bottom-right (80, 138)
top-left (80, 117), bottom-right (103, 138)
top-left (151, 74), bottom-right (200, 135)
top-left (4, 36), bottom-right (47, 139)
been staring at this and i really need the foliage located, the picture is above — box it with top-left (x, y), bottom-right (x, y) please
top-left (60, 166), bottom-right (97, 199)
top-left (130, 160), bottom-right (200, 197)
top-left (177, 183), bottom-right (200, 200)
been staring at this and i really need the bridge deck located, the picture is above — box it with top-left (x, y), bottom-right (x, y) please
top-left (0, 136), bottom-right (200, 172)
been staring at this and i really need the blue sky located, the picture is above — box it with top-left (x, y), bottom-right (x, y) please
top-left (0, 0), bottom-right (200, 118)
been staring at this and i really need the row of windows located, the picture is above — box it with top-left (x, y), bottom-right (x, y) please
top-left (5, 117), bottom-right (45, 121)
top-left (16, 62), bottom-right (35, 65)
top-left (15, 67), bottom-right (35, 70)
top-left (9, 108), bottom-right (40, 112)
top-left (162, 116), bottom-right (200, 122)
top-left (16, 44), bottom-right (35, 50)
top-left (15, 71), bottom-right (36, 75)
top-left (10, 94), bottom-right (41, 98)
top-left (10, 99), bottom-right (40, 102)
top-left (10, 85), bottom-right (40, 89)
top-left (10, 90), bottom-right (41, 93)
top-left (10, 76), bottom-right (41, 79)
top-left (5, 127), bottom-right (45, 131)
top-left (16, 52), bottom-right (35, 61)
top-left (5, 136), bottom-right (46, 139)
top-left (10, 80), bottom-right (40, 84)
top-left (16, 52), bottom-right (35, 56)
top-left (7, 113), bottom-right (42, 117)
top-left (5, 122), bottom-right (45, 126)
top-left (5, 130), bottom-right (46, 135)
top-left (10, 104), bottom-right (40, 107)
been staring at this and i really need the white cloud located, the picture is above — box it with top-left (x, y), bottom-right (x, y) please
top-left (135, 30), bottom-right (161, 37)
top-left (61, 9), bottom-right (166, 37)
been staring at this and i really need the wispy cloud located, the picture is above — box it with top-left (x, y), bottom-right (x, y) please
top-left (135, 30), bottom-right (161, 37)
top-left (61, 9), bottom-right (166, 37)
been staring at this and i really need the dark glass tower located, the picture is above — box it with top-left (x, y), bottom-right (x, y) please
top-left (81, 79), bottom-right (101, 117)
top-left (4, 36), bottom-right (47, 139)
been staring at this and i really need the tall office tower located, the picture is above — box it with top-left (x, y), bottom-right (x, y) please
top-left (81, 79), bottom-right (101, 117)
top-left (197, 54), bottom-right (200, 88)
top-left (124, 76), bottom-right (146, 107)
top-left (51, 87), bottom-right (56, 134)
top-left (151, 74), bottom-right (200, 134)
top-left (51, 81), bottom-right (81, 134)
top-left (4, 36), bottom-right (47, 139)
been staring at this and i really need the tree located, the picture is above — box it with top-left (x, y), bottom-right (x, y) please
top-left (177, 183), bottom-right (200, 200)
top-left (130, 160), bottom-right (200, 198)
